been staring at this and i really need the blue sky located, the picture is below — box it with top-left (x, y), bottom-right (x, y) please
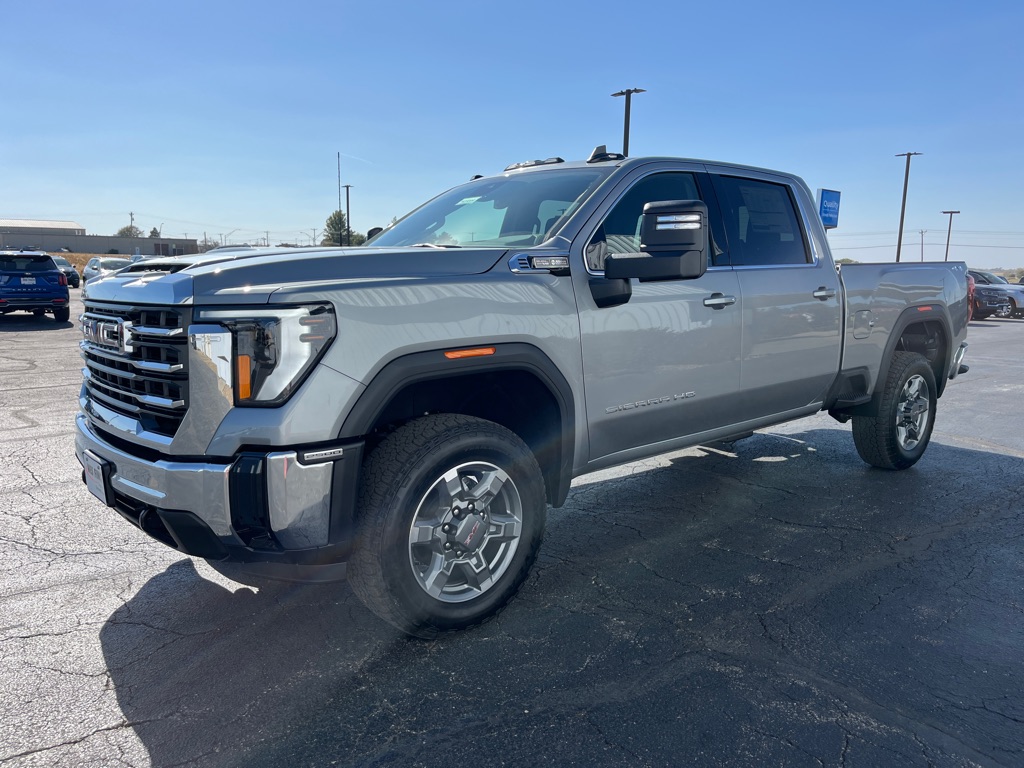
top-left (4, 0), bottom-right (1023, 267)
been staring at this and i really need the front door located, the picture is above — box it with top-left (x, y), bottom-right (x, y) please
top-left (575, 168), bottom-right (743, 463)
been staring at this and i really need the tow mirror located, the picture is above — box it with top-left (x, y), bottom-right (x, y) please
top-left (604, 200), bottom-right (708, 282)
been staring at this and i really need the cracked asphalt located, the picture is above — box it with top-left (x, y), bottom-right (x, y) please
top-left (2, 293), bottom-right (1023, 767)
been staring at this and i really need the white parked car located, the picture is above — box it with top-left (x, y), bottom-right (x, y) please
top-left (82, 257), bottom-right (131, 284)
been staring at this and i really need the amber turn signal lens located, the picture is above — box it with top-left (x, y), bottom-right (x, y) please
top-left (444, 347), bottom-right (496, 360)
top-left (236, 354), bottom-right (252, 400)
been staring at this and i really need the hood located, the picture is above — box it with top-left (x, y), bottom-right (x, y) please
top-left (81, 246), bottom-right (507, 305)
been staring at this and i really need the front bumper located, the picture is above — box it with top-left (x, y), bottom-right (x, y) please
top-left (974, 295), bottom-right (1010, 316)
top-left (75, 414), bottom-right (363, 567)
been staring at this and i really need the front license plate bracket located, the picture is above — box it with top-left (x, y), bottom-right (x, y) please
top-left (83, 450), bottom-right (112, 506)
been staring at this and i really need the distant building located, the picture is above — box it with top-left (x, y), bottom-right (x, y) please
top-left (0, 218), bottom-right (85, 237)
top-left (0, 218), bottom-right (198, 256)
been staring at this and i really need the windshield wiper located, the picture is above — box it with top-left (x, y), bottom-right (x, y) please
top-left (409, 243), bottom-right (462, 249)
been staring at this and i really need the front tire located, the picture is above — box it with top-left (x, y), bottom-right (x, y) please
top-left (852, 352), bottom-right (936, 470)
top-left (348, 414), bottom-right (546, 638)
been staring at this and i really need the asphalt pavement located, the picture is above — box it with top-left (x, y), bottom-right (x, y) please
top-left (1, 292), bottom-right (1023, 767)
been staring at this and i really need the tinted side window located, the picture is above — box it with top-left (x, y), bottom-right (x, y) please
top-left (586, 172), bottom-right (701, 271)
top-left (712, 176), bottom-right (810, 266)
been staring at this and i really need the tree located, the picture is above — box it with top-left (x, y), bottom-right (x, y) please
top-left (324, 210), bottom-right (348, 246)
top-left (116, 225), bottom-right (143, 238)
top-left (322, 210), bottom-right (367, 246)
top-left (149, 227), bottom-right (160, 238)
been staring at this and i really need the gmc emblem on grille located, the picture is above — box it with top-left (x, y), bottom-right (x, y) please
top-left (82, 316), bottom-right (134, 354)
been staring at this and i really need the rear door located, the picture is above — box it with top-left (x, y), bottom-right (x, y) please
top-left (706, 169), bottom-right (842, 421)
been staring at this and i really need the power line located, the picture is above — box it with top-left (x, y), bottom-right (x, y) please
top-left (832, 242), bottom-right (1024, 251)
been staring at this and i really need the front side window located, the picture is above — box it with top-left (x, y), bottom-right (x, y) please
top-left (369, 167), bottom-right (613, 249)
top-left (713, 176), bottom-right (810, 266)
top-left (585, 172), bottom-right (703, 271)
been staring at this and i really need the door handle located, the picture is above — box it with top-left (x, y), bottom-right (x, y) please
top-left (703, 293), bottom-right (737, 309)
top-left (813, 287), bottom-right (837, 301)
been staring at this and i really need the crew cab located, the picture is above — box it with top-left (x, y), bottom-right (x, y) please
top-left (74, 150), bottom-right (970, 637)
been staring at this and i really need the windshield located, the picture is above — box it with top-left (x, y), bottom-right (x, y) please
top-left (100, 258), bottom-right (131, 270)
top-left (368, 167), bottom-right (613, 248)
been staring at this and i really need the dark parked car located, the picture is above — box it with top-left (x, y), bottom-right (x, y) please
top-left (0, 250), bottom-right (71, 322)
top-left (51, 255), bottom-right (81, 288)
top-left (969, 270), bottom-right (1024, 319)
top-left (971, 284), bottom-right (1011, 320)
top-left (82, 256), bottom-right (131, 284)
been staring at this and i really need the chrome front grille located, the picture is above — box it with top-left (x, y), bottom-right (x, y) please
top-left (81, 302), bottom-right (189, 437)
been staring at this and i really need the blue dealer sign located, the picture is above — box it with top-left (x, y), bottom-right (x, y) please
top-left (817, 189), bottom-right (841, 229)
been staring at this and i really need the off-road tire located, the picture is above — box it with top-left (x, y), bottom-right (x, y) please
top-left (348, 414), bottom-right (546, 639)
top-left (852, 352), bottom-right (936, 470)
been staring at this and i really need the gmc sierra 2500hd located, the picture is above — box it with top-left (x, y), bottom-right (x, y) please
top-left (76, 149), bottom-right (969, 637)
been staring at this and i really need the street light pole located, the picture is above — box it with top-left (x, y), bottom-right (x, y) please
top-left (942, 210), bottom-right (960, 261)
top-left (611, 88), bottom-right (646, 157)
top-left (343, 184), bottom-right (353, 246)
top-left (894, 152), bottom-right (921, 262)
top-left (919, 229), bottom-right (927, 262)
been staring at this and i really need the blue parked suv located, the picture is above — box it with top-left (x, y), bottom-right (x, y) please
top-left (0, 250), bottom-right (71, 322)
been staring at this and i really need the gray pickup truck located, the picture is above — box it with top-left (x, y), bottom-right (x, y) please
top-left (75, 149), bottom-right (969, 637)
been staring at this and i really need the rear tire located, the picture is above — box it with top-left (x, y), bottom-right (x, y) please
top-left (852, 352), bottom-right (936, 470)
top-left (54, 307), bottom-right (70, 322)
top-left (348, 414), bottom-right (546, 638)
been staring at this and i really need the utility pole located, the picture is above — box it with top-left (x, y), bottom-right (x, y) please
top-left (919, 230), bottom-right (927, 261)
top-left (894, 152), bottom-right (921, 262)
top-left (612, 88), bottom-right (646, 157)
top-left (343, 184), bottom-right (353, 246)
top-left (942, 210), bottom-right (960, 261)
top-left (337, 152), bottom-right (342, 217)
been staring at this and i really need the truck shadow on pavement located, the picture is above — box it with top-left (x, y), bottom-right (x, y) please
top-left (100, 428), bottom-right (1024, 767)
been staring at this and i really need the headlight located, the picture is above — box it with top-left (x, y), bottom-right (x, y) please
top-left (194, 304), bottom-right (336, 406)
